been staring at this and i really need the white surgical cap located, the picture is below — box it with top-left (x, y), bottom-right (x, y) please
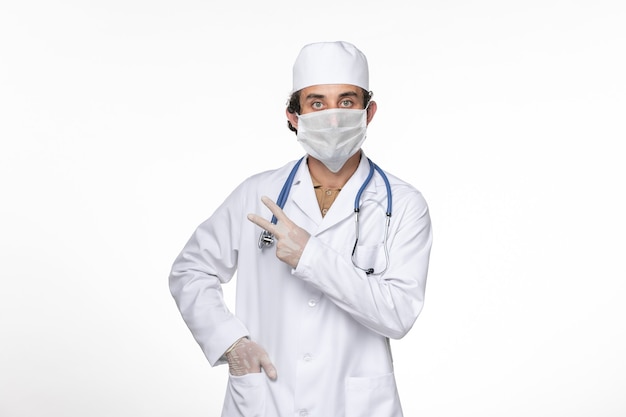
top-left (292, 41), bottom-right (369, 92)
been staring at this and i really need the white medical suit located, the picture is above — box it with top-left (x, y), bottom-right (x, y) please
top-left (169, 153), bottom-right (432, 417)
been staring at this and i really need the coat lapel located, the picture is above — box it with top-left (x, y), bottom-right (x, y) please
top-left (289, 157), bottom-right (323, 227)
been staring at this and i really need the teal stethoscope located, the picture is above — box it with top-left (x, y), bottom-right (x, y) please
top-left (258, 156), bottom-right (393, 276)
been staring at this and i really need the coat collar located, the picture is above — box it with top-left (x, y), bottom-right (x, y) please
top-left (289, 153), bottom-right (377, 235)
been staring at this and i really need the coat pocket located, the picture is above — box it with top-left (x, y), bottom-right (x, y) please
top-left (351, 243), bottom-right (387, 276)
top-left (345, 372), bottom-right (403, 417)
top-left (221, 372), bottom-right (267, 417)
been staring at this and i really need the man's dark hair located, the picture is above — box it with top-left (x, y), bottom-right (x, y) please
top-left (286, 88), bottom-right (373, 133)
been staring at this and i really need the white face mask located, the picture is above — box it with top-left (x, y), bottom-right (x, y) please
top-left (296, 108), bottom-right (367, 173)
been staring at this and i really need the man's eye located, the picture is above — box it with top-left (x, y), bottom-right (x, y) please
top-left (312, 102), bottom-right (323, 109)
top-left (340, 100), bottom-right (353, 107)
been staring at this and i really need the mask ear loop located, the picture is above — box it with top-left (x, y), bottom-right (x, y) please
top-left (365, 90), bottom-right (374, 110)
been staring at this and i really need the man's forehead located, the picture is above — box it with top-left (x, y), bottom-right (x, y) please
top-left (301, 84), bottom-right (362, 98)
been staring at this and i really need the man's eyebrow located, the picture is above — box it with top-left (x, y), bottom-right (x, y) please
top-left (304, 91), bottom-right (359, 101)
top-left (304, 93), bottom-right (325, 101)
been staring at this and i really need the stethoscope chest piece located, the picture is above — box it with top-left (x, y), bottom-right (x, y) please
top-left (258, 230), bottom-right (275, 249)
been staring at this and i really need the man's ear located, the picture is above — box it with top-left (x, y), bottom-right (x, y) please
top-left (366, 101), bottom-right (377, 125)
top-left (286, 108), bottom-right (299, 130)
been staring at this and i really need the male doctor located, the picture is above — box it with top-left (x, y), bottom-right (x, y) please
top-left (169, 41), bottom-right (432, 417)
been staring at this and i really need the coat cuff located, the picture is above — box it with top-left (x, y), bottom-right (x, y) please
top-left (205, 317), bottom-right (249, 366)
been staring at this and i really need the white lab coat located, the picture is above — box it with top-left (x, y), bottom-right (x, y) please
top-left (169, 154), bottom-right (432, 417)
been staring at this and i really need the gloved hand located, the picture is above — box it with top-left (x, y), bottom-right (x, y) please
top-left (248, 196), bottom-right (311, 269)
top-left (225, 337), bottom-right (277, 380)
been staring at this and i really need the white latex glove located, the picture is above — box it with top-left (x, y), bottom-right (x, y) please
top-left (225, 337), bottom-right (277, 380)
top-left (248, 196), bottom-right (311, 269)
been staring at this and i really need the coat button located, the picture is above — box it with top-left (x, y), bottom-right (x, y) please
top-left (299, 410), bottom-right (308, 417)
top-left (308, 299), bottom-right (317, 307)
top-left (303, 353), bottom-right (312, 362)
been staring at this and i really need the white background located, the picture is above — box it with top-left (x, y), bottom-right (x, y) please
top-left (1, 1), bottom-right (625, 416)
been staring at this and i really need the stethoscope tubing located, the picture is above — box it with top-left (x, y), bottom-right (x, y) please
top-left (354, 159), bottom-right (392, 216)
top-left (258, 156), bottom-right (392, 276)
top-left (271, 157), bottom-right (304, 226)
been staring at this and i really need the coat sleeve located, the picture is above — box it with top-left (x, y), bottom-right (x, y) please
top-left (293, 185), bottom-right (432, 340)
top-left (168, 184), bottom-right (250, 366)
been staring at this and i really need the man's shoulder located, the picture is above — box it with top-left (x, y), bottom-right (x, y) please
top-left (373, 166), bottom-right (429, 212)
top-left (244, 158), bottom-right (303, 184)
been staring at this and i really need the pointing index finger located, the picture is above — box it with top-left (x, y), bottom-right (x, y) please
top-left (247, 211), bottom-right (273, 232)
top-left (260, 196), bottom-right (289, 223)
top-left (246, 196), bottom-right (280, 232)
